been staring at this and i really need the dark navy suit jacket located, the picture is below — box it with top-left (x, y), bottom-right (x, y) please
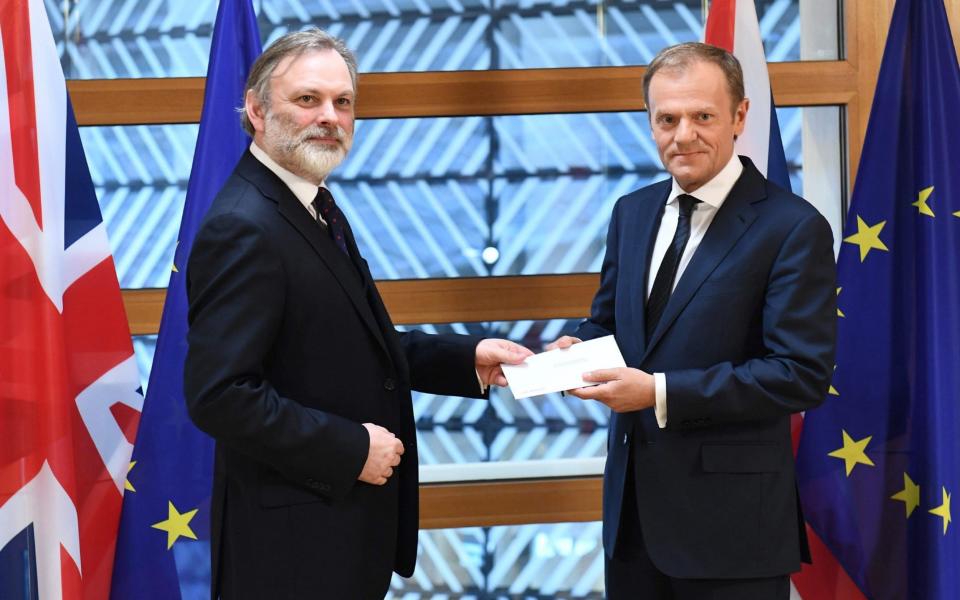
top-left (576, 156), bottom-right (836, 579)
top-left (184, 151), bottom-right (484, 599)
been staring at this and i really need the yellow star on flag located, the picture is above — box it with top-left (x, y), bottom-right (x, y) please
top-left (929, 487), bottom-right (952, 535)
top-left (152, 501), bottom-right (199, 549)
top-left (828, 430), bottom-right (875, 476)
top-left (828, 365), bottom-right (839, 396)
top-left (912, 186), bottom-right (935, 217)
top-left (843, 216), bottom-right (889, 262)
top-left (836, 288), bottom-right (845, 318)
top-left (124, 461), bottom-right (136, 492)
top-left (172, 241), bottom-right (180, 273)
top-left (890, 472), bottom-right (920, 518)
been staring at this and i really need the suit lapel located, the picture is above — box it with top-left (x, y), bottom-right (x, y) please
top-left (238, 153), bottom-right (391, 357)
top-left (643, 159), bottom-right (765, 358)
top-left (342, 214), bottom-right (410, 376)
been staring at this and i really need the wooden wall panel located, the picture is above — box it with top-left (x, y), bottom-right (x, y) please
top-left (420, 477), bottom-right (602, 529)
top-left (70, 62), bottom-right (856, 126)
top-left (69, 77), bottom-right (205, 126)
top-left (123, 274), bottom-right (600, 335)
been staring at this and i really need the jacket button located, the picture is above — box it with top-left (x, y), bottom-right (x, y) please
top-left (384, 378), bottom-right (396, 391)
top-left (623, 433), bottom-right (628, 445)
top-left (306, 478), bottom-right (320, 489)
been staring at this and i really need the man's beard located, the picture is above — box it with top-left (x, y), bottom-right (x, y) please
top-left (263, 109), bottom-right (352, 182)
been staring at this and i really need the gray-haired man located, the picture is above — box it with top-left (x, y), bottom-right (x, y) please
top-left (184, 29), bottom-right (530, 599)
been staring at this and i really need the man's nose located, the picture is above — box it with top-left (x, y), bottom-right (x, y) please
top-left (313, 100), bottom-right (337, 126)
top-left (675, 118), bottom-right (697, 144)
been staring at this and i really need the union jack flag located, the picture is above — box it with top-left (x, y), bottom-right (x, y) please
top-left (0, 1), bottom-right (142, 598)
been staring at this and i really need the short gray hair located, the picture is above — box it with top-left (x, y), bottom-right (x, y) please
top-left (642, 42), bottom-right (745, 116)
top-left (240, 29), bottom-right (358, 136)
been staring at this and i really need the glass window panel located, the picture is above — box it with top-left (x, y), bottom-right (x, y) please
top-left (81, 124), bottom-right (194, 289)
top-left (53, 0), bottom-right (840, 79)
top-left (89, 107), bottom-right (838, 287)
top-left (132, 335), bottom-right (157, 392)
top-left (389, 522), bottom-right (605, 597)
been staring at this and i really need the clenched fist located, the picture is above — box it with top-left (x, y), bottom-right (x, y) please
top-left (358, 423), bottom-right (404, 485)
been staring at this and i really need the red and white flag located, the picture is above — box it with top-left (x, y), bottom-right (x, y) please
top-left (0, 1), bottom-right (142, 598)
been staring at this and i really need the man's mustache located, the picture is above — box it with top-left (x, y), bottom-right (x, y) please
top-left (297, 126), bottom-right (347, 145)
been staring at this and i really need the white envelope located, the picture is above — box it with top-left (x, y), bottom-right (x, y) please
top-left (501, 335), bottom-right (626, 399)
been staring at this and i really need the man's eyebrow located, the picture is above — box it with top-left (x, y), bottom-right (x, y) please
top-left (288, 86), bottom-right (355, 97)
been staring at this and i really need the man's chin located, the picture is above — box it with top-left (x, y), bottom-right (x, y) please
top-left (299, 152), bottom-right (346, 181)
top-left (668, 165), bottom-right (704, 186)
top-left (669, 154), bottom-right (706, 167)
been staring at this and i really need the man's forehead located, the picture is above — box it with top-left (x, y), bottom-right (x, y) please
top-left (651, 60), bottom-right (724, 86)
top-left (648, 64), bottom-right (732, 106)
top-left (271, 49), bottom-right (350, 82)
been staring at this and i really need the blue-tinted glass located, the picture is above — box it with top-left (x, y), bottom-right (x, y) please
top-left (132, 335), bottom-right (158, 392)
top-left (89, 108), bottom-right (820, 287)
top-left (52, 0), bottom-right (834, 79)
top-left (81, 124), bottom-right (194, 288)
top-left (388, 522), bottom-right (605, 597)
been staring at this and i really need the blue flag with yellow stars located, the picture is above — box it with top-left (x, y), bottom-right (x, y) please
top-left (109, 1), bottom-right (261, 597)
top-left (796, 0), bottom-right (959, 598)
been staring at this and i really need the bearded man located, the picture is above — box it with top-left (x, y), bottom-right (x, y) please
top-left (183, 29), bottom-right (530, 600)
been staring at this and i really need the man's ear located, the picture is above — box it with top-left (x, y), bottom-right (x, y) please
top-left (733, 97), bottom-right (749, 137)
top-left (245, 89), bottom-right (267, 134)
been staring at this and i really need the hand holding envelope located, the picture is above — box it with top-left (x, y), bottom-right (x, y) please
top-left (500, 336), bottom-right (627, 399)
top-left (502, 335), bottom-right (656, 412)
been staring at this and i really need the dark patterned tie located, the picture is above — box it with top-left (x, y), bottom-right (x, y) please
top-left (312, 187), bottom-right (350, 257)
top-left (645, 193), bottom-right (701, 340)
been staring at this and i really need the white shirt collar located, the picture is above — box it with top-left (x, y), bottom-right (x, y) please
top-left (667, 153), bottom-right (744, 210)
top-left (249, 141), bottom-right (326, 216)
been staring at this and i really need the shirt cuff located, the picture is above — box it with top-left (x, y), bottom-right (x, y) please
top-left (476, 369), bottom-right (487, 395)
top-left (654, 372), bottom-right (667, 428)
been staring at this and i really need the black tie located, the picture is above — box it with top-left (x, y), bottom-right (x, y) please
top-left (312, 187), bottom-right (350, 257)
top-left (646, 194), bottom-right (700, 340)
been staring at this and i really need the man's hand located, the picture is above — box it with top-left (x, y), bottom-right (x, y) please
top-left (568, 367), bottom-right (655, 413)
top-left (359, 423), bottom-right (404, 485)
top-left (476, 339), bottom-right (534, 387)
top-left (545, 335), bottom-right (582, 351)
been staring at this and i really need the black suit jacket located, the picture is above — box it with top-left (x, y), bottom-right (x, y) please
top-left (184, 151), bottom-right (484, 599)
top-left (576, 157), bottom-right (836, 579)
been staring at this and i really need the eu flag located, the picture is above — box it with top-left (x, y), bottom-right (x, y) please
top-left (109, 1), bottom-right (261, 597)
top-left (796, 1), bottom-right (960, 598)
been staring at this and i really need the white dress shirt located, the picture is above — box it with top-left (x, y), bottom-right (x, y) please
top-left (249, 142), bottom-right (329, 225)
top-left (650, 154), bottom-right (744, 428)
